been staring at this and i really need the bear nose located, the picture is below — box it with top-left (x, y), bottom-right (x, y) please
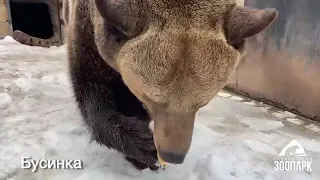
top-left (158, 150), bottom-right (186, 164)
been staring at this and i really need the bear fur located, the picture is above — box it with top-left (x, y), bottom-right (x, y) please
top-left (65, 0), bottom-right (159, 170)
top-left (64, 0), bottom-right (277, 170)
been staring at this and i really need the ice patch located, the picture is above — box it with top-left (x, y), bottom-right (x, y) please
top-left (238, 117), bottom-right (284, 131)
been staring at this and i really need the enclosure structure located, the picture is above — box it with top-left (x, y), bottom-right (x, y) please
top-left (0, 0), bottom-right (66, 47)
top-left (0, 0), bottom-right (11, 36)
top-left (226, 0), bottom-right (320, 122)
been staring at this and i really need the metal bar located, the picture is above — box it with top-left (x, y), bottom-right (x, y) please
top-left (5, 0), bottom-right (13, 35)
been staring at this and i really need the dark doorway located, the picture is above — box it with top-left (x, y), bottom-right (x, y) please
top-left (9, 2), bottom-right (53, 39)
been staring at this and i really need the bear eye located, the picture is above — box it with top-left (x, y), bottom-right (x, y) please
top-left (108, 27), bottom-right (129, 43)
top-left (95, 0), bottom-right (130, 36)
top-left (95, 0), bottom-right (146, 39)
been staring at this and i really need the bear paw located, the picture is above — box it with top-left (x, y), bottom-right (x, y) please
top-left (120, 117), bottom-right (159, 170)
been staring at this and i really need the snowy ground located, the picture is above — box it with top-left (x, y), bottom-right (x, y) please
top-left (0, 36), bottom-right (320, 180)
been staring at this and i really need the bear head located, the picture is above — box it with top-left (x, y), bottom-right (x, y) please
top-left (93, 0), bottom-right (278, 164)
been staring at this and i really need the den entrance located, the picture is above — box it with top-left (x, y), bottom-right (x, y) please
top-left (9, 1), bottom-right (53, 39)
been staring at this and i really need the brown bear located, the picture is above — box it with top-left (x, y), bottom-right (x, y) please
top-left (64, 0), bottom-right (278, 171)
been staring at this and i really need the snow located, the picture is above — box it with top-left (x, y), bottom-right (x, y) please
top-left (0, 36), bottom-right (320, 180)
top-left (230, 96), bottom-right (244, 101)
top-left (305, 124), bottom-right (320, 133)
top-left (286, 118), bottom-right (305, 125)
top-left (243, 101), bottom-right (256, 106)
top-left (217, 92), bottom-right (232, 98)
top-left (272, 111), bottom-right (297, 119)
top-left (238, 117), bottom-right (285, 132)
top-left (0, 92), bottom-right (12, 109)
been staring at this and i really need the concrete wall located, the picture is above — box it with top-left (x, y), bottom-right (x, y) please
top-left (227, 0), bottom-right (320, 122)
top-left (1, 0), bottom-right (64, 46)
top-left (0, 0), bottom-right (11, 38)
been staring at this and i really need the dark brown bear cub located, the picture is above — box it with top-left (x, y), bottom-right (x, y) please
top-left (65, 0), bottom-right (277, 170)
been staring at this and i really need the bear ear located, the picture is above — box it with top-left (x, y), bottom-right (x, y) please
top-left (225, 6), bottom-right (278, 44)
top-left (94, 0), bottom-right (131, 37)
